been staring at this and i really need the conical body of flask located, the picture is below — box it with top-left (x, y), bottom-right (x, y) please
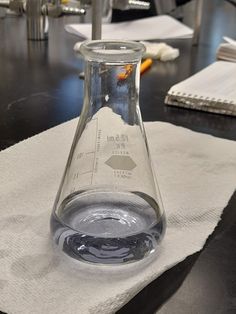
top-left (51, 40), bottom-right (166, 264)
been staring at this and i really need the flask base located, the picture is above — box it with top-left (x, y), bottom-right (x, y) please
top-left (51, 190), bottom-right (165, 264)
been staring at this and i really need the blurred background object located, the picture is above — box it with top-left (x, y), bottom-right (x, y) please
top-left (0, 0), bottom-right (86, 40)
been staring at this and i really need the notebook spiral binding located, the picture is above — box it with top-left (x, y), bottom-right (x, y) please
top-left (165, 90), bottom-right (236, 116)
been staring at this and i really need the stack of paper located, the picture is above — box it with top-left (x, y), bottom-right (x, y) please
top-left (217, 43), bottom-right (236, 62)
top-left (65, 15), bottom-right (193, 40)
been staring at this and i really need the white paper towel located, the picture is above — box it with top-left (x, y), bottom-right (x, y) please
top-left (0, 119), bottom-right (235, 314)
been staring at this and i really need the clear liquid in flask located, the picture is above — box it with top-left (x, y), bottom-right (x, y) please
top-left (51, 189), bottom-right (165, 264)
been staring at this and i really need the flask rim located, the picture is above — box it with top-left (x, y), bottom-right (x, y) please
top-left (79, 40), bottom-right (145, 62)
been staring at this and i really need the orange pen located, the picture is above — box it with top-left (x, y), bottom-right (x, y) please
top-left (140, 58), bottom-right (153, 75)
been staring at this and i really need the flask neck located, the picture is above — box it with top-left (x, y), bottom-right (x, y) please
top-left (83, 59), bottom-right (141, 125)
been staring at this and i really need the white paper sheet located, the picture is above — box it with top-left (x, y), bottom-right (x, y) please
top-left (65, 15), bottom-right (193, 40)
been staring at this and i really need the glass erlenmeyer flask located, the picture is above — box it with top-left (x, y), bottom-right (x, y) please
top-left (51, 40), bottom-right (166, 265)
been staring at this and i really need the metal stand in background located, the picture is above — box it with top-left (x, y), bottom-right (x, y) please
top-left (154, 0), bottom-right (204, 46)
top-left (154, 0), bottom-right (176, 15)
top-left (192, 0), bottom-right (204, 45)
top-left (92, 0), bottom-right (102, 40)
top-left (0, 0), bottom-right (150, 41)
top-left (90, 0), bottom-right (150, 40)
top-left (0, 0), bottom-right (86, 40)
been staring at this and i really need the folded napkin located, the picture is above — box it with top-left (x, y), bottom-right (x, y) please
top-left (0, 120), bottom-right (235, 314)
top-left (141, 41), bottom-right (179, 61)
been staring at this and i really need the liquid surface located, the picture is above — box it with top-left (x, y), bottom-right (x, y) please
top-left (51, 190), bottom-right (166, 264)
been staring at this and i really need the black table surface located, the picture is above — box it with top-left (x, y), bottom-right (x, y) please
top-left (0, 0), bottom-right (236, 313)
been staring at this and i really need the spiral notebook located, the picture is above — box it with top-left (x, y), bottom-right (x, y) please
top-left (165, 61), bottom-right (236, 116)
